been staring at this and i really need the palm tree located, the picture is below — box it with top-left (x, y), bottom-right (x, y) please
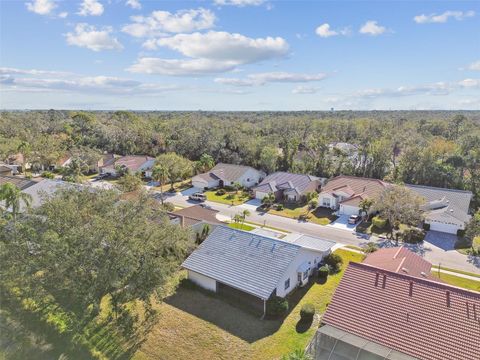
top-left (0, 183), bottom-right (32, 222)
top-left (152, 164), bottom-right (170, 204)
top-left (359, 198), bottom-right (373, 219)
top-left (195, 154), bottom-right (215, 174)
top-left (261, 192), bottom-right (276, 209)
top-left (241, 209), bottom-right (251, 229)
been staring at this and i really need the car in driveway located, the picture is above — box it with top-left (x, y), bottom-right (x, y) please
top-left (348, 214), bottom-right (361, 225)
top-left (188, 192), bottom-right (206, 202)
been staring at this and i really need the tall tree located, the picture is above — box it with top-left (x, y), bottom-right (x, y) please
top-left (195, 153), bottom-right (215, 174)
top-left (156, 153), bottom-right (193, 191)
top-left (0, 183), bottom-right (32, 222)
top-left (151, 164), bottom-right (170, 204)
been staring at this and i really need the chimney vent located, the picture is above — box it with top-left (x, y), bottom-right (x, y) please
top-left (375, 272), bottom-right (380, 287)
top-left (382, 274), bottom-right (387, 289)
top-left (446, 291), bottom-right (451, 307)
top-left (409, 281), bottom-right (413, 297)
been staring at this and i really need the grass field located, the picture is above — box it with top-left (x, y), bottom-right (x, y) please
top-left (432, 272), bottom-right (480, 292)
top-left (133, 249), bottom-right (364, 360)
top-left (204, 190), bottom-right (250, 206)
top-left (228, 223), bottom-right (256, 231)
top-left (269, 205), bottom-right (337, 225)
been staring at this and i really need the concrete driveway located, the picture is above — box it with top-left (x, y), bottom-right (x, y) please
top-left (327, 215), bottom-right (358, 231)
top-left (424, 231), bottom-right (457, 251)
top-left (237, 198), bottom-right (262, 212)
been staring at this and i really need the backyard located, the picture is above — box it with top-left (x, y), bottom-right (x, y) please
top-left (133, 249), bottom-right (364, 360)
top-left (269, 205), bottom-right (337, 225)
top-left (204, 189), bottom-right (250, 206)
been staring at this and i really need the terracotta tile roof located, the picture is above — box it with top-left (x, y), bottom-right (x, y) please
top-left (322, 262), bottom-right (480, 360)
top-left (173, 205), bottom-right (223, 225)
top-left (363, 247), bottom-right (437, 280)
top-left (320, 175), bottom-right (389, 201)
top-left (101, 155), bottom-right (154, 172)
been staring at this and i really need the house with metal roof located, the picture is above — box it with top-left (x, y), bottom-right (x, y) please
top-left (192, 163), bottom-right (265, 189)
top-left (253, 172), bottom-right (321, 203)
top-left (182, 226), bottom-right (334, 315)
top-left (406, 184), bottom-right (472, 234)
top-left (307, 259), bottom-right (480, 360)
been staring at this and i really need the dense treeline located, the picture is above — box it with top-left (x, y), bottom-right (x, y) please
top-left (1, 110), bottom-right (479, 209)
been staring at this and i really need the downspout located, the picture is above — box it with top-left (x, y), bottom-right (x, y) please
top-left (261, 299), bottom-right (266, 320)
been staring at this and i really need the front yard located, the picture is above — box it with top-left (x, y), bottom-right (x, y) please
top-left (204, 190), bottom-right (250, 206)
top-left (133, 249), bottom-right (364, 360)
top-left (228, 223), bottom-right (256, 231)
top-left (269, 205), bottom-right (338, 225)
top-left (455, 236), bottom-right (480, 256)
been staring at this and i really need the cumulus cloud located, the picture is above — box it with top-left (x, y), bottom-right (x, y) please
top-left (26, 0), bottom-right (57, 15)
top-left (467, 60), bottom-right (480, 71)
top-left (414, 10), bottom-right (475, 24)
top-left (126, 0), bottom-right (141, 10)
top-left (78, 0), bottom-right (104, 16)
top-left (292, 86), bottom-right (318, 94)
top-left (65, 24), bottom-right (123, 52)
top-left (215, 72), bottom-right (327, 86)
top-left (315, 23), bottom-right (349, 38)
top-left (359, 20), bottom-right (387, 36)
top-left (129, 31), bottom-right (289, 75)
top-left (213, 0), bottom-right (265, 6)
top-left (122, 8), bottom-right (215, 37)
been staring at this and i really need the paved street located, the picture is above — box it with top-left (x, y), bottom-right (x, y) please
top-left (163, 188), bottom-right (480, 275)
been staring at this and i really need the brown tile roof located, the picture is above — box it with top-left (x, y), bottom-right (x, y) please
top-left (363, 247), bottom-right (437, 280)
top-left (322, 262), bottom-right (480, 360)
top-left (173, 205), bottom-right (223, 225)
top-left (102, 155), bottom-right (154, 172)
top-left (209, 163), bottom-right (258, 183)
top-left (320, 175), bottom-right (389, 202)
top-left (0, 175), bottom-right (38, 190)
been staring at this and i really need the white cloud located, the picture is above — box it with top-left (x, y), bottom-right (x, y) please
top-left (292, 86), bottom-right (318, 94)
top-left (26, 0), bottom-right (57, 15)
top-left (359, 20), bottom-right (387, 36)
top-left (213, 0), bottom-right (265, 6)
top-left (468, 60), bottom-right (480, 71)
top-left (458, 78), bottom-right (480, 88)
top-left (65, 24), bottom-right (123, 52)
top-left (126, 0), bottom-right (141, 10)
top-left (215, 72), bottom-right (327, 86)
top-left (130, 31), bottom-right (289, 76)
top-left (0, 67), bottom-right (70, 76)
top-left (414, 10), bottom-right (475, 24)
top-left (315, 23), bottom-right (349, 38)
top-left (58, 11), bottom-right (68, 18)
top-left (78, 0), bottom-right (104, 16)
top-left (122, 8), bottom-right (215, 37)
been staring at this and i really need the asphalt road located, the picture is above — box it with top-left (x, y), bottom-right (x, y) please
top-left (164, 190), bottom-right (480, 275)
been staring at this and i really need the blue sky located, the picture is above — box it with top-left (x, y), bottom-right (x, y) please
top-left (0, 0), bottom-right (479, 110)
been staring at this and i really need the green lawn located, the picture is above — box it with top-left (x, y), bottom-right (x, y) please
top-left (455, 236), bottom-right (480, 256)
top-left (431, 266), bottom-right (480, 279)
top-left (269, 205), bottom-right (337, 225)
top-left (228, 223), bottom-right (255, 231)
top-left (204, 190), bottom-right (250, 205)
top-left (432, 272), bottom-right (480, 292)
top-left (133, 249), bottom-right (364, 360)
top-left (152, 179), bottom-right (192, 193)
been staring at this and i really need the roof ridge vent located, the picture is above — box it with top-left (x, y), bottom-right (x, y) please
top-left (271, 243), bottom-right (276, 252)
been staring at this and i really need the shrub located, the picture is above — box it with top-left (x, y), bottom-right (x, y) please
top-left (223, 185), bottom-right (234, 192)
top-left (364, 242), bottom-right (378, 253)
top-left (308, 199), bottom-right (318, 209)
top-left (266, 296), bottom-right (289, 317)
top-left (372, 216), bottom-right (387, 229)
top-left (318, 265), bottom-right (329, 278)
top-left (215, 189), bottom-right (226, 196)
top-left (423, 222), bottom-right (430, 231)
top-left (457, 229), bottom-right (466, 237)
top-left (226, 194), bottom-right (235, 200)
top-left (276, 204), bottom-right (285, 211)
top-left (41, 171), bottom-right (55, 179)
top-left (300, 303), bottom-right (315, 322)
top-left (324, 253), bottom-right (343, 273)
top-left (402, 227), bottom-right (425, 243)
top-left (281, 349), bottom-right (312, 360)
top-left (160, 202), bottom-right (175, 212)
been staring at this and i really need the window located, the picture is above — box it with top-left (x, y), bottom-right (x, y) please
top-left (303, 271), bottom-right (308, 280)
top-left (322, 198), bottom-right (331, 207)
top-left (284, 278), bottom-right (290, 290)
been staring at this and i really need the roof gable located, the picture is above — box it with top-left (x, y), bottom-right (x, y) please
top-left (254, 172), bottom-right (319, 195)
top-left (209, 163), bottom-right (258, 182)
top-left (321, 175), bottom-right (389, 201)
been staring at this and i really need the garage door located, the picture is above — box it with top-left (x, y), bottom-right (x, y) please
top-left (192, 180), bottom-right (207, 189)
top-left (339, 205), bottom-right (360, 216)
top-left (255, 191), bottom-right (268, 200)
top-left (429, 222), bottom-right (459, 234)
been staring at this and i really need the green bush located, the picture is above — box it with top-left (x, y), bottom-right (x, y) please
top-left (324, 253), bottom-right (343, 273)
top-left (423, 222), bottom-right (430, 231)
top-left (318, 265), bottom-right (329, 278)
top-left (308, 199), bottom-right (318, 209)
top-left (276, 204), bottom-right (284, 211)
top-left (457, 229), bottom-right (466, 237)
top-left (372, 216), bottom-right (387, 229)
top-left (267, 296), bottom-right (289, 317)
top-left (41, 171), bottom-right (55, 179)
top-left (160, 202), bottom-right (175, 212)
top-left (364, 242), bottom-right (378, 253)
top-left (300, 303), bottom-right (315, 322)
top-left (223, 185), bottom-right (235, 191)
top-left (216, 189), bottom-right (226, 195)
top-left (402, 227), bottom-right (425, 243)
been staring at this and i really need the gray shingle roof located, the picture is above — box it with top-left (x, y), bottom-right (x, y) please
top-left (253, 172), bottom-right (319, 195)
top-left (0, 175), bottom-right (38, 190)
top-left (291, 234), bottom-right (336, 252)
top-left (406, 184), bottom-right (472, 224)
top-left (209, 163), bottom-right (257, 183)
top-left (182, 226), bottom-right (301, 299)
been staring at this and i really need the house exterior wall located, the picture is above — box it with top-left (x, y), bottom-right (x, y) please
top-left (255, 190), bottom-right (269, 200)
top-left (192, 177), bottom-right (219, 189)
top-left (188, 270), bottom-right (217, 292)
top-left (275, 248), bottom-right (329, 298)
top-left (236, 168), bottom-right (265, 188)
top-left (319, 193), bottom-right (337, 209)
top-left (426, 219), bottom-right (462, 234)
top-left (339, 204), bottom-right (360, 216)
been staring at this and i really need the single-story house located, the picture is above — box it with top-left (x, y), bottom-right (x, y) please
top-left (99, 155), bottom-right (155, 178)
top-left (0, 175), bottom-right (37, 190)
top-left (0, 164), bottom-right (15, 176)
top-left (318, 175), bottom-right (389, 215)
top-left (192, 163), bottom-right (265, 189)
top-left (253, 172), bottom-right (321, 202)
top-left (169, 205), bottom-right (223, 233)
top-left (407, 184), bottom-right (472, 235)
top-left (182, 226), bottom-right (334, 315)
top-left (307, 253), bottom-right (480, 360)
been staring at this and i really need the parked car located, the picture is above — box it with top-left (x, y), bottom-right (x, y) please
top-left (348, 214), bottom-right (361, 224)
top-left (189, 192), bottom-right (206, 202)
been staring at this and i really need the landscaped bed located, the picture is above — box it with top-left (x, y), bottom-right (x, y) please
top-left (268, 205), bottom-right (337, 225)
top-left (228, 223), bottom-right (255, 231)
top-left (204, 190), bottom-right (250, 206)
top-left (133, 249), bottom-right (364, 360)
